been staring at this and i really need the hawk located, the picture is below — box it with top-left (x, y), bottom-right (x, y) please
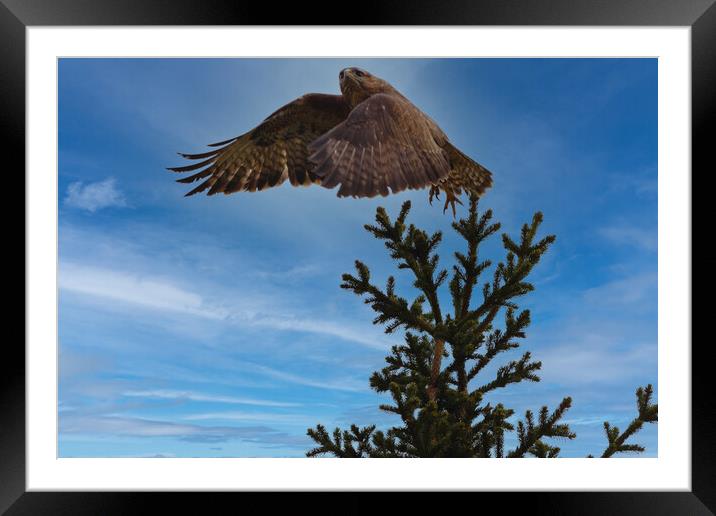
top-left (168, 67), bottom-right (493, 214)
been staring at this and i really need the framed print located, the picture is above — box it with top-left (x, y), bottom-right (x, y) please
top-left (6, 0), bottom-right (714, 513)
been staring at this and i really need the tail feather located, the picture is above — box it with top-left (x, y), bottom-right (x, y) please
top-left (444, 143), bottom-right (493, 197)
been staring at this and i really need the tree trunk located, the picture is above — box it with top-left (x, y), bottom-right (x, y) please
top-left (427, 338), bottom-right (445, 402)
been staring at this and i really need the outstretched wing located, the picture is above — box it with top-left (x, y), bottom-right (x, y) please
top-left (307, 93), bottom-right (451, 198)
top-left (440, 143), bottom-right (493, 197)
top-left (169, 93), bottom-right (351, 196)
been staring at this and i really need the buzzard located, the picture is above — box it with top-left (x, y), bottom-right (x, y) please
top-left (168, 67), bottom-right (492, 214)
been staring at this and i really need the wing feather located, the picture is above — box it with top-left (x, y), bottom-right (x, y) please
top-left (169, 93), bottom-right (350, 196)
top-left (307, 94), bottom-right (451, 198)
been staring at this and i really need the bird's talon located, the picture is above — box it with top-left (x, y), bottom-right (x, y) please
top-left (428, 186), bottom-right (441, 206)
top-left (440, 190), bottom-right (461, 217)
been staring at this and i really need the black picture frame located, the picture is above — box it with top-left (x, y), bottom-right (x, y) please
top-left (5, 0), bottom-right (713, 513)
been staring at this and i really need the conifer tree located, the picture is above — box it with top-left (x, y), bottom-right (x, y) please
top-left (306, 197), bottom-right (657, 458)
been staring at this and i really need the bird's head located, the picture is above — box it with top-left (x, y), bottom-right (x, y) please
top-left (339, 67), bottom-right (396, 107)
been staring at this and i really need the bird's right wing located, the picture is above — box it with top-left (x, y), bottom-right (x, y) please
top-left (169, 93), bottom-right (351, 196)
top-left (307, 93), bottom-right (452, 198)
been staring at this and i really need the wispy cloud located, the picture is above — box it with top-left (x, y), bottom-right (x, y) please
top-left (582, 272), bottom-right (657, 307)
top-left (112, 357), bottom-right (369, 395)
top-left (605, 167), bottom-right (657, 199)
top-left (255, 264), bottom-right (321, 281)
top-left (562, 415), bottom-right (628, 426)
top-left (182, 411), bottom-right (313, 425)
top-left (599, 224), bottom-right (657, 252)
top-left (59, 257), bottom-right (390, 349)
top-left (64, 177), bottom-right (127, 212)
top-left (246, 361), bottom-right (369, 393)
top-left (122, 389), bottom-right (301, 408)
top-left (243, 315), bottom-right (390, 350)
top-left (59, 414), bottom-right (296, 445)
top-left (521, 271), bottom-right (658, 389)
top-left (536, 337), bottom-right (655, 385)
top-left (59, 262), bottom-right (226, 320)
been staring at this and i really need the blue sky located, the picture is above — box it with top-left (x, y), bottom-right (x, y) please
top-left (58, 58), bottom-right (657, 458)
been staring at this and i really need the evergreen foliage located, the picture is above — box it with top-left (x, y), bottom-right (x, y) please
top-left (306, 197), bottom-right (657, 458)
top-left (589, 384), bottom-right (659, 458)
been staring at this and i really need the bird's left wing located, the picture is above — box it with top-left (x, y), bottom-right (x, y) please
top-left (307, 93), bottom-right (451, 198)
top-left (169, 93), bottom-right (350, 196)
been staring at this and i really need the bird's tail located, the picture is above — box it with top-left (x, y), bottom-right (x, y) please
top-left (444, 143), bottom-right (493, 198)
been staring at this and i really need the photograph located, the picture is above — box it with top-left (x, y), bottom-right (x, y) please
top-left (57, 57), bottom-right (658, 459)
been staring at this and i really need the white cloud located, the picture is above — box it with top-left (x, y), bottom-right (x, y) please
top-left (502, 270), bottom-right (658, 392)
top-left (243, 315), bottom-right (390, 350)
top-left (599, 225), bottom-right (657, 252)
top-left (562, 415), bottom-right (627, 426)
top-left (582, 272), bottom-right (657, 307)
top-left (246, 361), bottom-right (369, 393)
top-left (122, 389), bottom-right (301, 408)
top-left (64, 177), bottom-right (127, 212)
top-left (112, 358), bottom-right (368, 394)
top-left (59, 414), bottom-right (295, 445)
top-left (536, 337), bottom-right (656, 385)
top-left (605, 167), bottom-right (657, 199)
top-left (59, 262), bottom-right (226, 319)
top-left (61, 415), bottom-right (203, 437)
top-left (59, 259), bottom-right (391, 349)
top-left (255, 264), bottom-right (321, 281)
top-left (182, 411), bottom-right (312, 425)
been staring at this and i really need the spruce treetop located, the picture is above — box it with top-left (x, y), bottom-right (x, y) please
top-left (307, 197), bottom-right (657, 458)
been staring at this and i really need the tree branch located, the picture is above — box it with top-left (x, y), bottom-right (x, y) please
top-left (593, 384), bottom-right (658, 458)
top-left (507, 397), bottom-right (576, 458)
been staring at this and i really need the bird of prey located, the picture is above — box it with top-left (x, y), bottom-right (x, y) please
top-left (168, 67), bottom-right (492, 214)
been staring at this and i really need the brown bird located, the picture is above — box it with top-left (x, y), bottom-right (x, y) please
top-left (168, 67), bottom-right (493, 214)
